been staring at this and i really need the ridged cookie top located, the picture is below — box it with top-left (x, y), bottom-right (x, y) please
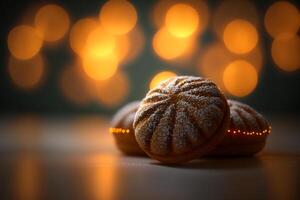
top-left (111, 101), bottom-right (140, 131)
top-left (227, 100), bottom-right (271, 136)
top-left (133, 76), bottom-right (228, 157)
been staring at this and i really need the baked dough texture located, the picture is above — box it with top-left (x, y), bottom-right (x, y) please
top-left (134, 76), bottom-right (230, 163)
top-left (111, 101), bottom-right (146, 156)
top-left (208, 100), bottom-right (271, 156)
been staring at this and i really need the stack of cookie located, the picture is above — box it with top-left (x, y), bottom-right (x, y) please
top-left (110, 76), bottom-right (271, 164)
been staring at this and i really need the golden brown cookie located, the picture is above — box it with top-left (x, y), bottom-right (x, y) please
top-left (110, 101), bottom-right (146, 156)
top-left (133, 76), bottom-right (230, 163)
top-left (208, 100), bottom-right (271, 156)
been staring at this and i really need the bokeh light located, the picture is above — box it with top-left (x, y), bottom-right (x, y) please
top-left (8, 54), bottom-right (45, 90)
top-left (223, 60), bottom-right (258, 97)
top-left (59, 64), bottom-right (93, 106)
top-left (265, 1), bottom-right (300, 39)
top-left (165, 3), bottom-right (199, 38)
top-left (34, 4), bottom-right (70, 42)
top-left (151, 0), bottom-right (209, 35)
top-left (85, 26), bottom-right (116, 58)
top-left (150, 71), bottom-right (177, 90)
top-left (198, 43), bottom-right (232, 90)
top-left (7, 25), bottom-right (43, 60)
top-left (99, 0), bottom-right (137, 35)
top-left (223, 19), bottom-right (258, 54)
top-left (82, 54), bottom-right (118, 81)
top-left (113, 34), bottom-right (131, 63)
top-left (69, 18), bottom-right (99, 57)
top-left (198, 43), bottom-right (263, 92)
top-left (213, 0), bottom-right (259, 39)
top-left (271, 34), bottom-right (300, 72)
top-left (94, 71), bottom-right (130, 107)
top-left (122, 26), bottom-right (145, 64)
top-left (240, 46), bottom-right (264, 72)
top-left (153, 27), bottom-right (191, 60)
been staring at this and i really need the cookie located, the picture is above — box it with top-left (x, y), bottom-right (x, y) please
top-left (133, 76), bottom-right (230, 163)
top-left (208, 100), bottom-right (271, 156)
top-left (110, 101), bottom-right (146, 156)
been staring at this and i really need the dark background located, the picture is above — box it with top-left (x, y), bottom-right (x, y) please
top-left (0, 0), bottom-right (299, 116)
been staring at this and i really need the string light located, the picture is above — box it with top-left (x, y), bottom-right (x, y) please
top-left (227, 128), bottom-right (271, 136)
top-left (109, 128), bottom-right (131, 134)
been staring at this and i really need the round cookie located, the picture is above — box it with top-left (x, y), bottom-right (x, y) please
top-left (110, 101), bottom-right (146, 156)
top-left (133, 76), bottom-right (230, 163)
top-left (208, 100), bottom-right (271, 156)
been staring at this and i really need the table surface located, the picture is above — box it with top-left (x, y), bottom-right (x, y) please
top-left (0, 115), bottom-right (299, 200)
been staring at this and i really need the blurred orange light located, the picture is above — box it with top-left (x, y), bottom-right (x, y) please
top-left (87, 155), bottom-right (117, 200)
top-left (34, 4), bottom-right (70, 42)
top-left (113, 34), bottom-right (131, 63)
top-left (15, 153), bottom-right (40, 200)
top-left (213, 0), bottom-right (259, 39)
top-left (122, 26), bottom-right (145, 64)
top-left (265, 1), bottom-right (300, 39)
top-left (271, 34), bottom-right (300, 72)
top-left (59, 64), bottom-right (92, 106)
top-left (198, 43), bottom-right (232, 91)
top-left (240, 46), bottom-right (264, 72)
top-left (150, 71), bottom-right (177, 90)
top-left (82, 54), bottom-right (118, 81)
top-left (95, 71), bottom-right (130, 107)
top-left (223, 19), bottom-right (258, 54)
top-left (69, 18), bottom-right (99, 57)
top-left (165, 3), bottom-right (199, 38)
top-left (153, 27), bottom-right (191, 60)
top-left (7, 25), bottom-right (43, 60)
top-left (151, 0), bottom-right (209, 35)
top-left (99, 0), bottom-right (137, 35)
top-left (223, 60), bottom-right (258, 97)
top-left (8, 54), bottom-right (45, 90)
top-left (85, 26), bottom-right (116, 58)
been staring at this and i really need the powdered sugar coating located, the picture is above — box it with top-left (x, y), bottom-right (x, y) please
top-left (228, 100), bottom-right (269, 132)
top-left (134, 76), bottom-right (228, 158)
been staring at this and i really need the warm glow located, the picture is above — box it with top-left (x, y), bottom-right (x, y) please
top-left (113, 35), bottom-right (131, 63)
top-left (150, 71), bottom-right (177, 90)
top-left (123, 26), bottom-right (145, 64)
top-left (8, 54), bottom-right (45, 90)
top-left (240, 46), bottom-right (264, 72)
top-left (99, 0), bottom-right (137, 35)
top-left (69, 18), bottom-right (99, 56)
top-left (165, 4), bottom-right (199, 38)
top-left (199, 43), bottom-right (263, 92)
top-left (59, 64), bottom-right (92, 106)
top-left (223, 19), bottom-right (258, 54)
top-left (271, 34), bottom-right (300, 72)
top-left (88, 155), bottom-right (117, 200)
top-left (15, 153), bottom-right (40, 200)
top-left (213, 0), bottom-right (259, 39)
top-left (82, 54), bottom-right (118, 81)
top-left (153, 27), bottom-right (191, 60)
top-left (110, 128), bottom-right (130, 134)
top-left (95, 71), bottom-right (130, 107)
top-left (223, 60), bottom-right (258, 97)
top-left (151, 0), bottom-right (209, 34)
top-left (85, 26), bottom-right (116, 58)
top-left (265, 1), bottom-right (300, 38)
top-left (7, 25), bottom-right (43, 60)
top-left (34, 4), bottom-right (70, 42)
top-left (198, 43), bottom-right (232, 90)
top-left (227, 128), bottom-right (271, 136)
